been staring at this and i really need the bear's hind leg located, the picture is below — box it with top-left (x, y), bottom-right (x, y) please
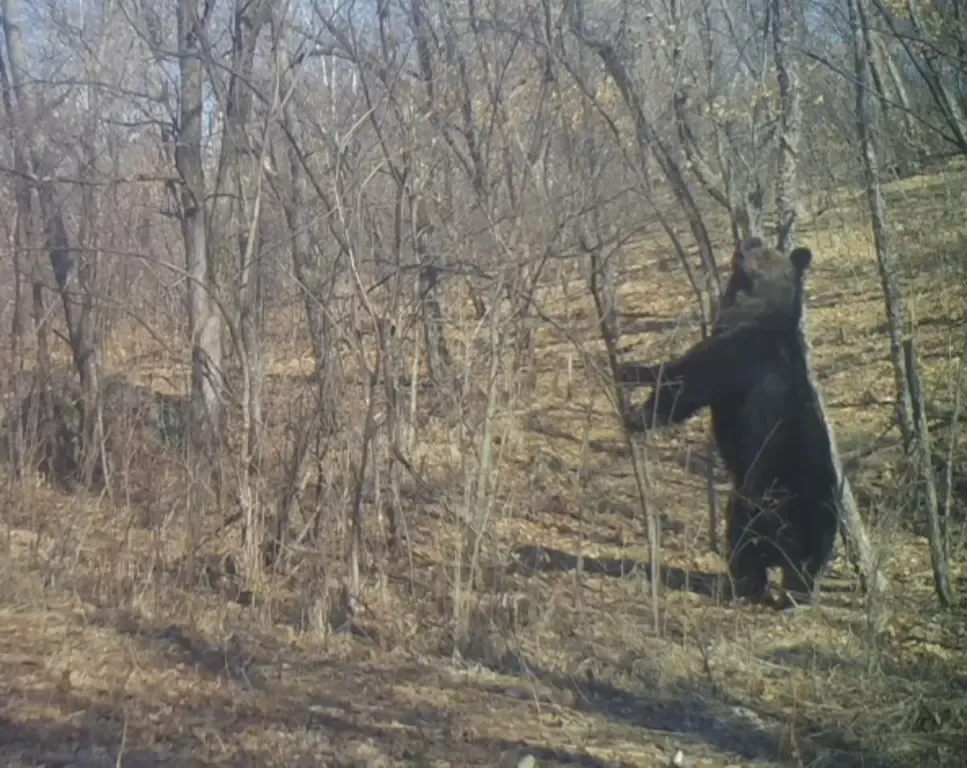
top-left (778, 499), bottom-right (837, 608)
top-left (727, 496), bottom-right (769, 604)
top-left (779, 560), bottom-right (820, 608)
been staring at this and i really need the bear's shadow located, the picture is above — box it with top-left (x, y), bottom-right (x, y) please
top-left (510, 544), bottom-right (725, 599)
top-left (510, 544), bottom-right (856, 603)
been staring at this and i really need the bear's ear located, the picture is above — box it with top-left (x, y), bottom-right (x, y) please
top-left (790, 247), bottom-right (812, 273)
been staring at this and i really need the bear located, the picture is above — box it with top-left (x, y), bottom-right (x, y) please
top-left (618, 238), bottom-right (839, 608)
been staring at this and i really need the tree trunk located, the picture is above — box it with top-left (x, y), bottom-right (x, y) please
top-left (1, 0), bottom-right (100, 488)
top-left (277, 116), bottom-right (342, 563)
top-left (903, 340), bottom-right (952, 605)
top-left (850, 0), bottom-right (916, 448)
top-left (176, 0), bottom-right (223, 500)
top-left (771, 0), bottom-right (802, 255)
top-left (797, 314), bottom-right (888, 599)
top-left (417, 261), bottom-right (451, 385)
top-left (211, 0), bottom-right (271, 572)
top-left (849, 0), bottom-right (948, 603)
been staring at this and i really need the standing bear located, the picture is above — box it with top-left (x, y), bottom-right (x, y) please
top-left (618, 238), bottom-right (841, 608)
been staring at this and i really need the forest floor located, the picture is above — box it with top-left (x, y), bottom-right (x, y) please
top-left (1, 166), bottom-right (967, 767)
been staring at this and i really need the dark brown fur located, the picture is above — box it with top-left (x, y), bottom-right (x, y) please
top-left (618, 241), bottom-right (838, 609)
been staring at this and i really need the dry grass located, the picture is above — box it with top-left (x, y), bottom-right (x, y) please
top-left (1, 169), bottom-right (967, 768)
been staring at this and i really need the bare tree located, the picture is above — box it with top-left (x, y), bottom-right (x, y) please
top-left (175, 0), bottom-right (224, 498)
top-left (849, 0), bottom-right (950, 606)
top-left (272, 41), bottom-right (344, 566)
top-left (673, 0), bottom-right (774, 244)
top-left (566, 2), bottom-right (721, 296)
top-left (768, 0), bottom-right (884, 599)
top-left (1, 0), bottom-right (104, 488)
top-left (870, 0), bottom-right (967, 154)
top-left (204, 0), bottom-right (273, 572)
top-left (0, 0), bottom-right (46, 481)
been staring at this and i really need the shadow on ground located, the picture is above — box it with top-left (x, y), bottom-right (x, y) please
top-left (0, 608), bottom-right (627, 767)
top-left (0, 716), bottom-right (194, 768)
top-left (510, 544), bottom-right (857, 603)
top-left (448, 645), bottom-right (900, 768)
top-left (511, 543), bottom-right (726, 599)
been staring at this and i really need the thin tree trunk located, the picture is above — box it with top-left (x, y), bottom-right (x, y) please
top-left (772, 0), bottom-right (801, 255)
top-left (942, 333), bottom-right (967, 562)
top-left (2, 0), bottom-right (100, 487)
top-left (566, 2), bottom-right (721, 294)
top-left (0, 26), bottom-right (42, 478)
top-left (417, 260), bottom-right (451, 385)
top-left (277, 99), bottom-right (342, 563)
top-left (870, 0), bottom-right (967, 153)
top-left (177, 0), bottom-right (223, 513)
top-left (77, 38), bottom-right (110, 490)
top-left (850, 0), bottom-right (916, 448)
top-left (210, 0), bottom-right (271, 572)
top-left (904, 340), bottom-right (952, 605)
top-left (850, 0), bottom-right (948, 603)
